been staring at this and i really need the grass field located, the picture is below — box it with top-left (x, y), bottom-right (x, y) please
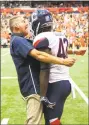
top-left (1, 48), bottom-right (88, 125)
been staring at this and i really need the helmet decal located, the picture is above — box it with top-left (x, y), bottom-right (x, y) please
top-left (30, 9), bottom-right (53, 36)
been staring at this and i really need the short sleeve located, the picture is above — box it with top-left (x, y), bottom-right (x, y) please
top-left (13, 36), bottom-right (34, 58)
top-left (33, 37), bottom-right (49, 49)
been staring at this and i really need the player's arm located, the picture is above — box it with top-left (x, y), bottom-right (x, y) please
top-left (38, 48), bottom-right (56, 107)
top-left (38, 48), bottom-right (51, 98)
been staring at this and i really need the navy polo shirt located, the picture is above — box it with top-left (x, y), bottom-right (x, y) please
top-left (10, 33), bottom-right (40, 97)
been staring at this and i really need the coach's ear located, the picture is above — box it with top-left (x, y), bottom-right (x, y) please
top-left (13, 25), bottom-right (20, 32)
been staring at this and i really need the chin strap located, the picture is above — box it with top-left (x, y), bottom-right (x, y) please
top-left (36, 22), bottom-right (40, 36)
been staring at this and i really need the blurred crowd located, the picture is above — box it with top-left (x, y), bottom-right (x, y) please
top-left (1, 1), bottom-right (88, 48)
top-left (1, 1), bottom-right (88, 8)
top-left (53, 12), bottom-right (88, 48)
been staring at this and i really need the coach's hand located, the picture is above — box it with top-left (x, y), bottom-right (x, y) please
top-left (63, 57), bottom-right (76, 67)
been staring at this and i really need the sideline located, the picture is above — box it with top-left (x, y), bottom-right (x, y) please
top-left (1, 118), bottom-right (9, 125)
top-left (1, 52), bottom-right (10, 57)
top-left (69, 78), bottom-right (88, 105)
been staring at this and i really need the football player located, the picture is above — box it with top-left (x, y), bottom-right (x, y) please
top-left (30, 9), bottom-right (86, 125)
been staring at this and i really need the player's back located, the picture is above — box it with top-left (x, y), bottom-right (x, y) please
top-left (33, 32), bottom-right (70, 83)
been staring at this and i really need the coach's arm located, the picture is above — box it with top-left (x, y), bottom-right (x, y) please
top-left (28, 48), bottom-right (76, 67)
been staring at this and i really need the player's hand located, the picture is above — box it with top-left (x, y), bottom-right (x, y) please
top-left (76, 49), bottom-right (86, 56)
top-left (63, 57), bottom-right (77, 67)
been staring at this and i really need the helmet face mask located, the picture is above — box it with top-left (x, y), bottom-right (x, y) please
top-left (41, 22), bottom-right (53, 28)
top-left (38, 25), bottom-right (53, 34)
top-left (30, 9), bottom-right (53, 36)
